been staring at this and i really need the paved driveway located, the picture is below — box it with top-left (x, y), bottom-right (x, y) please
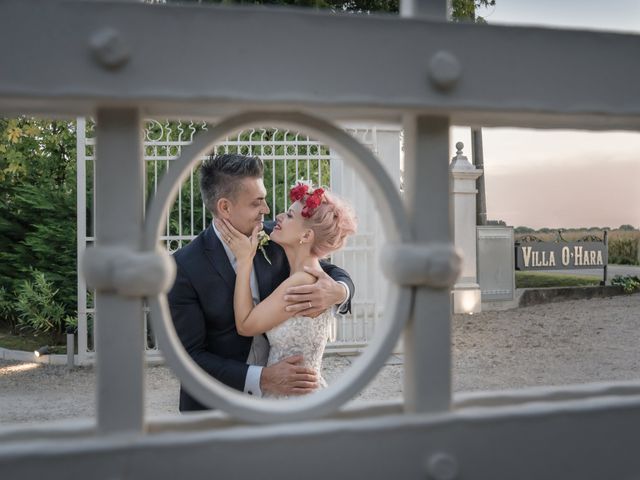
top-left (3, 294), bottom-right (640, 424)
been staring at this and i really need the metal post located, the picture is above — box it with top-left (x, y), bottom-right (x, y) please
top-left (602, 230), bottom-right (608, 286)
top-left (76, 117), bottom-right (88, 364)
top-left (66, 326), bottom-right (75, 370)
top-left (471, 128), bottom-right (487, 226)
top-left (402, 114), bottom-right (453, 413)
top-left (94, 108), bottom-right (145, 434)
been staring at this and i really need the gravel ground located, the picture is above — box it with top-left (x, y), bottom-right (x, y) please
top-left (2, 293), bottom-right (639, 425)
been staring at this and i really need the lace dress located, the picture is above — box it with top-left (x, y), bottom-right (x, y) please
top-left (264, 309), bottom-right (333, 398)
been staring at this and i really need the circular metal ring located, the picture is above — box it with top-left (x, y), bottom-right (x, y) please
top-left (144, 111), bottom-right (412, 423)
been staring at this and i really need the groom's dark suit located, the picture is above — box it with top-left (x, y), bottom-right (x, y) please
top-left (168, 222), bottom-right (354, 411)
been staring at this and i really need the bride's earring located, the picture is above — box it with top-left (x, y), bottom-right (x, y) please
top-left (299, 239), bottom-right (304, 245)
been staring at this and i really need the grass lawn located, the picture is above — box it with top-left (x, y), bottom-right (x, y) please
top-left (516, 271), bottom-right (600, 289)
top-left (0, 324), bottom-right (66, 353)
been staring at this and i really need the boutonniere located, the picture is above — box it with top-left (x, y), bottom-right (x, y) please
top-left (257, 229), bottom-right (271, 265)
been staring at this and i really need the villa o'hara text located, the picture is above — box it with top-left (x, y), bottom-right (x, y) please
top-left (515, 242), bottom-right (608, 270)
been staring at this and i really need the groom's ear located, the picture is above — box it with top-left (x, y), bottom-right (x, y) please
top-left (217, 198), bottom-right (231, 219)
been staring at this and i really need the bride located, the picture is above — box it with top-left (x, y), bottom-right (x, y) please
top-left (216, 181), bottom-right (357, 397)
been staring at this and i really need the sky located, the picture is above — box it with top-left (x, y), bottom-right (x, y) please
top-left (450, 0), bottom-right (640, 229)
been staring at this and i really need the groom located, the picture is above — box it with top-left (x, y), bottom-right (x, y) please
top-left (168, 153), bottom-right (354, 411)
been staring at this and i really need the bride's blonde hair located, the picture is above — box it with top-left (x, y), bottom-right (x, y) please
top-left (304, 191), bottom-right (357, 258)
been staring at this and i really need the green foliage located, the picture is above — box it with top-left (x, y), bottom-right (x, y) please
top-left (451, 0), bottom-right (495, 23)
top-left (64, 314), bottom-right (79, 331)
top-left (619, 224), bottom-right (637, 231)
top-left (608, 238), bottom-right (640, 266)
top-left (0, 287), bottom-right (16, 330)
top-left (515, 226), bottom-right (535, 234)
top-left (0, 117), bottom-right (78, 329)
top-left (15, 270), bottom-right (70, 341)
top-left (611, 275), bottom-right (640, 294)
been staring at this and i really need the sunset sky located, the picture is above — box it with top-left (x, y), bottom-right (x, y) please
top-left (450, 0), bottom-right (640, 229)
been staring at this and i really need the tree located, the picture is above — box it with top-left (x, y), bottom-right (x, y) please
top-left (619, 224), bottom-right (637, 231)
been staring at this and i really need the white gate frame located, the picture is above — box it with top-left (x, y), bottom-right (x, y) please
top-left (3, 1), bottom-right (640, 478)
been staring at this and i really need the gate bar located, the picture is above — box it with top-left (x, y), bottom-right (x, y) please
top-left (402, 114), bottom-right (453, 413)
top-left (94, 108), bottom-right (145, 434)
top-left (76, 117), bottom-right (89, 363)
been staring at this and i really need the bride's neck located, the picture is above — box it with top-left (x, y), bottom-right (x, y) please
top-left (283, 245), bottom-right (320, 274)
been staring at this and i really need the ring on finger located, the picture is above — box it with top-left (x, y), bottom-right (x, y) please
top-left (308, 301), bottom-right (312, 309)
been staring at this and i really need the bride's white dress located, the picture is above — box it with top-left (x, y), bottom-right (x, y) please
top-left (264, 309), bottom-right (333, 398)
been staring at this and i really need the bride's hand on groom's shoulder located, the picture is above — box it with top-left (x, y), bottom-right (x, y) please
top-left (216, 218), bottom-right (260, 264)
top-left (284, 265), bottom-right (347, 317)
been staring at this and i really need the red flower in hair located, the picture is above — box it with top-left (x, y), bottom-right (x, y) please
top-left (290, 181), bottom-right (325, 218)
top-left (289, 183), bottom-right (308, 202)
top-left (301, 187), bottom-right (325, 218)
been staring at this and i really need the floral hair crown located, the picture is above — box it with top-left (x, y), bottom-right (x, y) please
top-left (289, 180), bottom-right (325, 218)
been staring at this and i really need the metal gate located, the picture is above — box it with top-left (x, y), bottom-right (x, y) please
top-left (2, 1), bottom-right (640, 478)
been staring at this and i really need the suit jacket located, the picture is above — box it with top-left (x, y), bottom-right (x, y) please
top-left (168, 222), bottom-right (354, 411)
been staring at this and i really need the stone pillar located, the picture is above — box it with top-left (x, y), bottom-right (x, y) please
top-left (450, 142), bottom-right (483, 315)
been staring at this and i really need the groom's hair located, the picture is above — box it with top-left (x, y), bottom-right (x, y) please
top-left (200, 153), bottom-right (264, 215)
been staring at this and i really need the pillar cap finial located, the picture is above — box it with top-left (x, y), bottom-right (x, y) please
top-left (450, 141), bottom-right (474, 170)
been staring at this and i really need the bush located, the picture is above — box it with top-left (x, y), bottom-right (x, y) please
top-left (15, 270), bottom-right (71, 341)
top-left (611, 275), bottom-right (640, 293)
top-left (0, 286), bottom-right (17, 331)
top-left (0, 118), bottom-right (78, 329)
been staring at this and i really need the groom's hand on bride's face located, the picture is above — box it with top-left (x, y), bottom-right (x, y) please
top-left (284, 266), bottom-right (347, 317)
top-left (260, 355), bottom-right (318, 396)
